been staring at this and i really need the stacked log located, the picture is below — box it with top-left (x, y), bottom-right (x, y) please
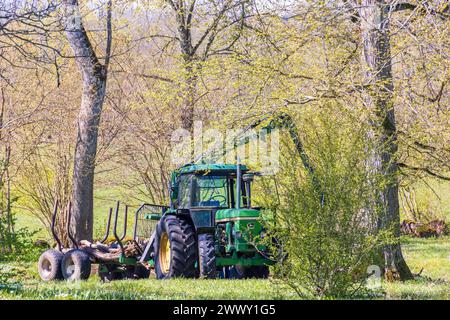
top-left (401, 220), bottom-right (448, 238)
top-left (78, 240), bottom-right (144, 263)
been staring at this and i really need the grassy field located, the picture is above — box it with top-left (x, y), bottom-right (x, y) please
top-left (1, 236), bottom-right (448, 300)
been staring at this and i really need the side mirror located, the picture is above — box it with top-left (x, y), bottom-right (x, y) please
top-left (169, 184), bottom-right (178, 203)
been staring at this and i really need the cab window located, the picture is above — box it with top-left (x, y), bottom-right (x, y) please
top-left (178, 175), bottom-right (192, 208)
top-left (192, 176), bottom-right (228, 208)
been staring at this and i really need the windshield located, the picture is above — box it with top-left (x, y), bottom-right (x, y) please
top-left (192, 175), bottom-right (228, 208)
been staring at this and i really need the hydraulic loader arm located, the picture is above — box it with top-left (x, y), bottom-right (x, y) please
top-left (139, 231), bottom-right (157, 264)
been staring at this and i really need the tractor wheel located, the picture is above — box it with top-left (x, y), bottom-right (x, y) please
top-left (154, 215), bottom-right (187, 279)
top-left (198, 233), bottom-right (217, 279)
top-left (233, 265), bottom-right (270, 279)
top-left (179, 218), bottom-right (198, 278)
top-left (38, 249), bottom-right (64, 281)
top-left (61, 249), bottom-right (91, 281)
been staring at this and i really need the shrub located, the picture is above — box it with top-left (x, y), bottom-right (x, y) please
top-left (0, 213), bottom-right (41, 262)
top-left (0, 265), bottom-right (26, 286)
top-left (257, 104), bottom-right (389, 298)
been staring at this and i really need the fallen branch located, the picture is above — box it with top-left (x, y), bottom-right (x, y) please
top-left (401, 220), bottom-right (448, 238)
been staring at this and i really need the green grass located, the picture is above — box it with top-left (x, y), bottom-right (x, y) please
top-left (14, 211), bottom-right (47, 239)
top-left (400, 179), bottom-right (450, 222)
top-left (402, 236), bottom-right (450, 281)
top-left (0, 277), bottom-right (296, 300)
top-left (383, 278), bottom-right (449, 300)
top-left (1, 236), bottom-right (448, 300)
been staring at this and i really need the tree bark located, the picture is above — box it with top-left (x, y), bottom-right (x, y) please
top-left (63, 0), bottom-right (111, 241)
top-left (167, 0), bottom-right (242, 132)
top-left (171, 0), bottom-right (197, 132)
top-left (359, 0), bottom-right (413, 281)
top-left (0, 88), bottom-right (13, 252)
top-left (181, 61), bottom-right (197, 132)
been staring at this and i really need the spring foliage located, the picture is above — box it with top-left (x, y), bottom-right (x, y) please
top-left (257, 102), bottom-right (392, 298)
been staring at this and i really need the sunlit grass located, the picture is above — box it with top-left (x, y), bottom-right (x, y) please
top-left (0, 275), bottom-right (296, 300)
top-left (402, 236), bottom-right (450, 281)
top-left (383, 278), bottom-right (449, 300)
top-left (1, 235), bottom-right (449, 301)
top-left (1, 275), bottom-right (448, 300)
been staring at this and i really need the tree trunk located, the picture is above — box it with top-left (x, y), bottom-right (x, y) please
top-left (63, 0), bottom-right (110, 242)
top-left (359, 0), bottom-right (413, 281)
top-left (170, 0), bottom-right (197, 132)
top-left (182, 61), bottom-right (197, 132)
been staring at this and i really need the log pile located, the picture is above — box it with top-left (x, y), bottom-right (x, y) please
top-left (79, 240), bottom-right (143, 262)
top-left (400, 220), bottom-right (448, 238)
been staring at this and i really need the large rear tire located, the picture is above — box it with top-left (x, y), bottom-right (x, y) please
top-left (179, 218), bottom-right (198, 278)
top-left (38, 249), bottom-right (64, 281)
top-left (61, 249), bottom-right (91, 281)
top-left (198, 233), bottom-right (217, 279)
top-left (154, 215), bottom-right (188, 279)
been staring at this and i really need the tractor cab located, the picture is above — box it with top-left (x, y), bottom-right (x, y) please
top-left (170, 164), bottom-right (256, 210)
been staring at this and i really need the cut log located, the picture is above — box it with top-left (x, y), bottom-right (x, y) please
top-left (76, 240), bottom-right (146, 263)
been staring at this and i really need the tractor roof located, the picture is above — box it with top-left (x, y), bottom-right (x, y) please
top-left (176, 163), bottom-right (249, 175)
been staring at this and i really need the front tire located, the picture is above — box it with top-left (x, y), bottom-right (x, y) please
top-left (198, 233), bottom-right (217, 279)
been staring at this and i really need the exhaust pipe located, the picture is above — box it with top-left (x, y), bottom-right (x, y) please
top-left (236, 157), bottom-right (242, 210)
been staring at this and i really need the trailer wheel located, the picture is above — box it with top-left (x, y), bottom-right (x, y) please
top-left (62, 249), bottom-right (91, 281)
top-left (198, 233), bottom-right (217, 279)
top-left (38, 249), bottom-right (64, 281)
top-left (154, 215), bottom-right (187, 279)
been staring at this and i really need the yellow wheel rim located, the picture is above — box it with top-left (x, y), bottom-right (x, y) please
top-left (159, 232), bottom-right (171, 274)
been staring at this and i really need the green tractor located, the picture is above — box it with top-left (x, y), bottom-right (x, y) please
top-left (142, 163), bottom-right (274, 279)
top-left (37, 162), bottom-right (274, 282)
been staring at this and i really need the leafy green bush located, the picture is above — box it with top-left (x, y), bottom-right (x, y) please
top-left (257, 104), bottom-right (390, 298)
top-left (0, 214), bottom-right (41, 262)
top-left (0, 264), bottom-right (26, 286)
